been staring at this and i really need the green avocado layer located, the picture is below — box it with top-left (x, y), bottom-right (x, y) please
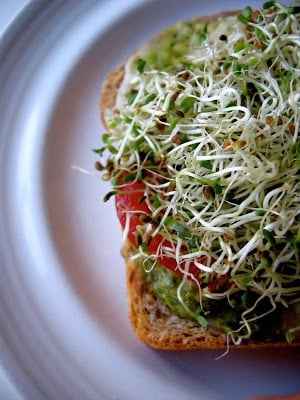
top-left (143, 261), bottom-right (288, 341)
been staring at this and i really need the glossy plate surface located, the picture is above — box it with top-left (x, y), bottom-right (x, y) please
top-left (0, 1), bottom-right (299, 399)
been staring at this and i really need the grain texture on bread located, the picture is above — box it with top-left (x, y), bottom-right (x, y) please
top-left (100, 67), bottom-right (124, 127)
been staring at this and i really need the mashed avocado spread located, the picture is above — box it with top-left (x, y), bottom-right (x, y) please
top-left (143, 260), bottom-right (281, 339)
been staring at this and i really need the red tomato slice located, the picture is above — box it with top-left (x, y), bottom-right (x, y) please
top-left (115, 178), bottom-right (203, 279)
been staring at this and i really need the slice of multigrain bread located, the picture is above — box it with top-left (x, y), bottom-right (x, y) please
top-left (99, 11), bottom-right (300, 350)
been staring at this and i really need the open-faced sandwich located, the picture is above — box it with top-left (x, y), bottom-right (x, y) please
top-left (95, 0), bottom-right (300, 350)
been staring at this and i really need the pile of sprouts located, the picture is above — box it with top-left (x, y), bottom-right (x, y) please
top-left (98, 1), bottom-right (300, 342)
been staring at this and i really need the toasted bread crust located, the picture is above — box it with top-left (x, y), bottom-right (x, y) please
top-left (100, 67), bottom-right (124, 128)
top-left (100, 11), bottom-right (300, 350)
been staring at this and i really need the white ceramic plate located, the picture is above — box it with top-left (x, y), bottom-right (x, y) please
top-left (1, 1), bottom-right (299, 399)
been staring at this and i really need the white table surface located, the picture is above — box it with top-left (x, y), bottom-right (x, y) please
top-left (1, 3), bottom-right (29, 400)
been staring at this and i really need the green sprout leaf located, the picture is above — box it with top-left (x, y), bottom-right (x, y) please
top-left (263, 0), bottom-right (277, 9)
top-left (126, 91), bottom-right (138, 105)
top-left (285, 329), bottom-right (293, 343)
top-left (179, 96), bottom-right (196, 114)
top-left (262, 229), bottom-right (276, 246)
top-left (137, 58), bottom-right (147, 73)
top-left (195, 314), bottom-right (208, 328)
top-left (237, 6), bottom-right (252, 24)
top-left (199, 160), bottom-right (213, 170)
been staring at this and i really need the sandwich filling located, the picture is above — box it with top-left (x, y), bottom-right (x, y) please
top-left (97, 1), bottom-right (300, 344)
